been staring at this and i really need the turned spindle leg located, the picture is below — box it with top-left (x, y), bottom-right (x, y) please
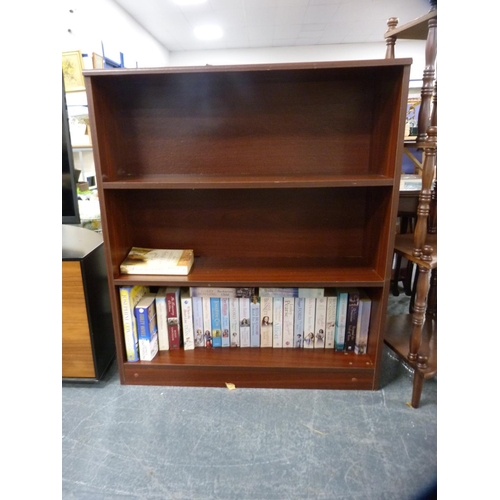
top-left (385, 17), bottom-right (399, 59)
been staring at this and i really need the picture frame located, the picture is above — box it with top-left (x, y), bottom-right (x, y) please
top-left (92, 52), bottom-right (104, 69)
top-left (405, 97), bottom-right (421, 139)
top-left (62, 51), bottom-right (85, 92)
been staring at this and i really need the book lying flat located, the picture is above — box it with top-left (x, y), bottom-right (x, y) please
top-left (120, 247), bottom-right (194, 275)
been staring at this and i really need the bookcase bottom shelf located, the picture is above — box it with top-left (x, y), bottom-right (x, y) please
top-left (121, 349), bottom-right (378, 389)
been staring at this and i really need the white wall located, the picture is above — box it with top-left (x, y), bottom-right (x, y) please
top-left (62, 0), bottom-right (170, 68)
top-left (168, 39), bottom-right (426, 86)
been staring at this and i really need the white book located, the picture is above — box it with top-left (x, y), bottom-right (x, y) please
top-left (294, 297), bottom-right (305, 348)
top-left (355, 291), bottom-right (372, 355)
top-left (282, 296), bottom-right (295, 348)
top-left (221, 297), bottom-right (230, 347)
top-left (202, 297), bottom-right (212, 347)
top-left (239, 297), bottom-right (250, 347)
top-left (298, 288), bottom-right (324, 298)
top-left (192, 296), bottom-right (204, 348)
top-left (250, 296), bottom-right (260, 347)
top-left (229, 298), bottom-right (240, 347)
top-left (260, 296), bottom-right (273, 348)
top-left (325, 292), bottom-right (337, 349)
top-left (180, 290), bottom-right (195, 350)
top-left (189, 287), bottom-right (255, 298)
top-left (155, 287), bottom-right (169, 351)
top-left (273, 297), bottom-right (283, 348)
top-left (259, 287), bottom-right (298, 297)
top-left (314, 297), bottom-right (327, 349)
top-left (303, 298), bottom-right (316, 349)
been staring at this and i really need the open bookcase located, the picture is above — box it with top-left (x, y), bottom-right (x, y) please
top-left (84, 59), bottom-right (411, 389)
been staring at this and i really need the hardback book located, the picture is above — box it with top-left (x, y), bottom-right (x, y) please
top-left (355, 291), bottom-right (372, 355)
top-left (314, 297), bottom-right (327, 349)
top-left (135, 293), bottom-right (159, 361)
top-left (335, 289), bottom-right (349, 351)
top-left (119, 285), bottom-right (148, 362)
top-left (343, 288), bottom-right (361, 353)
top-left (259, 287), bottom-right (298, 297)
top-left (298, 288), bottom-right (324, 298)
top-left (282, 296), bottom-right (295, 348)
top-left (303, 298), bottom-right (316, 348)
top-left (221, 297), bottom-right (230, 347)
top-left (239, 297), bottom-right (251, 347)
top-left (210, 297), bottom-right (222, 348)
top-left (325, 291), bottom-right (338, 349)
top-left (294, 297), bottom-right (305, 348)
top-left (229, 298), bottom-right (240, 347)
top-left (189, 287), bottom-right (256, 298)
top-left (202, 297), bottom-right (212, 347)
top-left (192, 296), bottom-right (204, 348)
top-left (155, 287), bottom-right (169, 351)
top-left (180, 290), bottom-right (195, 350)
top-left (250, 296), bottom-right (260, 347)
top-left (120, 247), bottom-right (194, 275)
top-left (272, 297), bottom-right (283, 348)
top-left (166, 287), bottom-right (181, 350)
top-left (260, 296), bottom-right (273, 348)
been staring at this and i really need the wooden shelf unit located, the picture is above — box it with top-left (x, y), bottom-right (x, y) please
top-left (84, 59), bottom-right (411, 389)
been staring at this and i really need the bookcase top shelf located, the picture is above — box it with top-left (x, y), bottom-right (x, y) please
top-left (102, 174), bottom-right (395, 190)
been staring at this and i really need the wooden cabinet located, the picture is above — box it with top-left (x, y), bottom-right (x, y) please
top-left (84, 59), bottom-right (411, 389)
top-left (62, 225), bottom-right (115, 381)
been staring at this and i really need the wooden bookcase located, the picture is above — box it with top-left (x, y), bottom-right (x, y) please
top-left (84, 59), bottom-right (411, 389)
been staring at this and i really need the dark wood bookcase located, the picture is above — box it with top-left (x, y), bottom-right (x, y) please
top-left (84, 59), bottom-right (411, 389)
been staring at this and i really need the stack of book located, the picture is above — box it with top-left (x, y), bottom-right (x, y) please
top-left (118, 286), bottom-right (372, 361)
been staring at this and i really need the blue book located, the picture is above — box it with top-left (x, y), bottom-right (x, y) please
top-left (294, 297), bottom-right (305, 348)
top-left (210, 297), bottom-right (222, 348)
top-left (335, 289), bottom-right (349, 351)
top-left (135, 293), bottom-right (159, 361)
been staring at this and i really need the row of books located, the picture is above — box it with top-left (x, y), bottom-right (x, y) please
top-left (119, 286), bottom-right (372, 362)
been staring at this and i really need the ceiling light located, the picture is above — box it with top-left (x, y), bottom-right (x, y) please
top-left (194, 25), bottom-right (223, 40)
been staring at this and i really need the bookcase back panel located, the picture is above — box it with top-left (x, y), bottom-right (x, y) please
top-left (88, 65), bottom-right (407, 181)
top-left (104, 187), bottom-right (391, 273)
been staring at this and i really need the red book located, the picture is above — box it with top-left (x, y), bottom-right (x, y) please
top-left (166, 287), bottom-right (181, 350)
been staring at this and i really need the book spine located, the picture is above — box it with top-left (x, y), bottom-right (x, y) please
top-left (298, 288), bottom-right (324, 298)
top-left (294, 297), bottom-right (305, 348)
top-left (259, 287), bottom-right (298, 297)
top-left (335, 291), bottom-right (348, 351)
top-left (155, 288), bottom-right (169, 351)
top-left (260, 296), bottom-right (273, 348)
top-left (136, 301), bottom-right (158, 361)
top-left (192, 296), bottom-right (204, 348)
top-left (282, 296), bottom-right (295, 348)
top-left (181, 292), bottom-right (195, 350)
top-left (166, 289), bottom-right (181, 350)
top-left (325, 295), bottom-right (337, 349)
top-left (303, 298), bottom-right (316, 349)
top-left (314, 297), bottom-right (327, 349)
top-left (210, 297), bottom-right (222, 348)
top-left (344, 289), bottom-right (360, 353)
top-left (250, 297), bottom-right (260, 347)
top-left (239, 297), bottom-right (250, 347)
top-left (189, 287), bottom-right (256, 298)
top-left (202, 297), bottom-right (212, 347)
top-left (120, 286), bottom-right (146, 362)
top-left (272, 297), bottom-right (283, 348)
top-left (355, 296), bottom-right (371, 355)
top-left (221, 297), bottom-right (230, 347)
top-left (229, 298), bottom-right (240, 347)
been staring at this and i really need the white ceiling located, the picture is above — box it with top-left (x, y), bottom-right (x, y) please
top-left (112, 0), bottom-right (433, 52)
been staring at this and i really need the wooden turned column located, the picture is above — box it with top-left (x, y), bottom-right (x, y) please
top-left (408, 245), bottom-right (433, 365)
top-left (385, 17), bottom-right (399, 59)
top-left (417, 13), bottom-right (437, 143)
top-left (413, 126), bottom-right (437, 257)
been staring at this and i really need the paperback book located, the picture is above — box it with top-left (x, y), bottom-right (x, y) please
top-left (314, 297), bottom-right (327, 349)
top-left (355, 291), bottom-right (372, 355)
top-left (135, 293), bottom-right (159, 361)
top-left (203, 297), bottom-right (212, 347)
top-left (155, 287), bottom-right (169, 351)
top-left (229, 298), bottom-right (240, 347)
top-left (260, 296), bottom-right (273, 348)
top-left (120, 247), bottom-right (194, 275)
top-left (273, 297), bottom-right (283, 348)
top-left (221, 297), bottom-right (230, 347)
top-left (259, 287), bottom-right (298, 297)
top-left (166, 287), bottom-right (181, 350)
top-left (239, 297), bottom-right (250, 347)
top-left (192, 296), bottom-right (204, 348)
top-left (210, 297), bottom-right (222, 348)
top-left (283, 296), bottom-right (295, 348)
top-left (335, 289), bottom-right (349, 351)
top-left (325, 291), bottom-right (337, 349)
top-left (189, 287), bottom-right (255, 298)
top-left (344, 288), bottom-right (361, 353)
top-left (303, 298), bottom-right (316, 348)
top-left (250, 296), bottom-right (261, 347)
top-left (119, 285), bottom-right (148, 362)
top-left (294, 297), bottom-right (305, 348)
top-left (180, 290), bottom-right (195, 350)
